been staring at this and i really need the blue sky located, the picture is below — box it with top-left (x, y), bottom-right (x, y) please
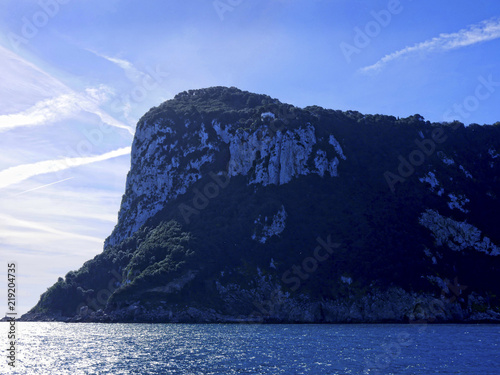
top-left (1, 0), bottom-right (500, 314)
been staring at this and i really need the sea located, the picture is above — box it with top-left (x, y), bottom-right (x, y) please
top-left (2, 323), bottom-right (499, 374)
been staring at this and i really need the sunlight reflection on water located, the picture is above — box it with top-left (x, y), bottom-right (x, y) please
top-left (1, 323), bottom-right (499, 374)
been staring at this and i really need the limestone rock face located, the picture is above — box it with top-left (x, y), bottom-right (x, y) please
top-left (419, 209), bottom-right (500, 256)
top-left (106, 106), bottom-right (345, 247)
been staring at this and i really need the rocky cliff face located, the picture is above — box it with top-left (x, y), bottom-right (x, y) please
top-left (106, 100), bottom-right (344, 247)
top-left (24, 87), bottom-right (500, 323)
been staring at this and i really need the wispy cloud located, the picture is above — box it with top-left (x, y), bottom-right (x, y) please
top-left (0, 93), bottom-right (83, 131)
top-left (86, 50), bottom-right (162, 121)
top-left (87, 49), bottom-right (146, 83)
top-left (0, 45), bottom-right (70, 113)
top-left (0, 89), bottom-right (134, 135)
top-left (0, 47), bottom-right (134, 134)
top-left (361, 18), bottom-right (500, 73)
top-left (13, 177), bottom-right (74, 196)
top-left (0, 147), bottom-right (131, 189)
top-left (0, 213), bottom-right (104, 244)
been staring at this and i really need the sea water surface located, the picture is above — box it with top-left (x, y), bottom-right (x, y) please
top-left (2, 323), bottom-right (499, 374)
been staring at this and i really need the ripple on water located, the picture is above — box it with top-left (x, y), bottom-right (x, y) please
top-left (1, 323), bottom-right (499, 374)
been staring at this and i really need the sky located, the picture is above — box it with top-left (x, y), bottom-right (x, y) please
top-left (1, 0), bottom-right (500, 315)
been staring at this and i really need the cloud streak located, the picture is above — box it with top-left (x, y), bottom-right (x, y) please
top-left (361, 18), bottom-right (500, 73)
top-left (0, 45), bottom-right (70, 113)
top-left (0, 213), bottom-right (104, 244)
top-left (0, 89), bottom-right (134, 135)
top-left (13, 177), bottom-right (75, 196)
top-left (87, 49), bottom-right (147, 83)
top-left (0, 147), bottom-right (131, 190)
top-left (0, 47), bottom-right (134, 135)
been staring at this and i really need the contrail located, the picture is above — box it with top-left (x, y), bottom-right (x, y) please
top-left (360, 17), bottom-right (500, 73)
top-left (13, 177), bottom-right (75, 196)
top-left (0, 146), bottom-right (131, 190)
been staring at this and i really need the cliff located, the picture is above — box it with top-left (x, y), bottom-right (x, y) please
top-left (23, 86), bottom-right (500, 323)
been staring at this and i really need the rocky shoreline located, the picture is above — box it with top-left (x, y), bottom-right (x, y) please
top-left (17, 288), bottom-right (500, 324)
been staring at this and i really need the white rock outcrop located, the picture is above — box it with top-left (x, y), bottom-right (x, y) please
top-left (252, 205), bottom-right (288, 243)
top-left (447, 193), bottom-right (470, 213)
top-left (419, 209), bottom-right (499, 256)
top-left (106, 118), bottom-right (345, 247)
